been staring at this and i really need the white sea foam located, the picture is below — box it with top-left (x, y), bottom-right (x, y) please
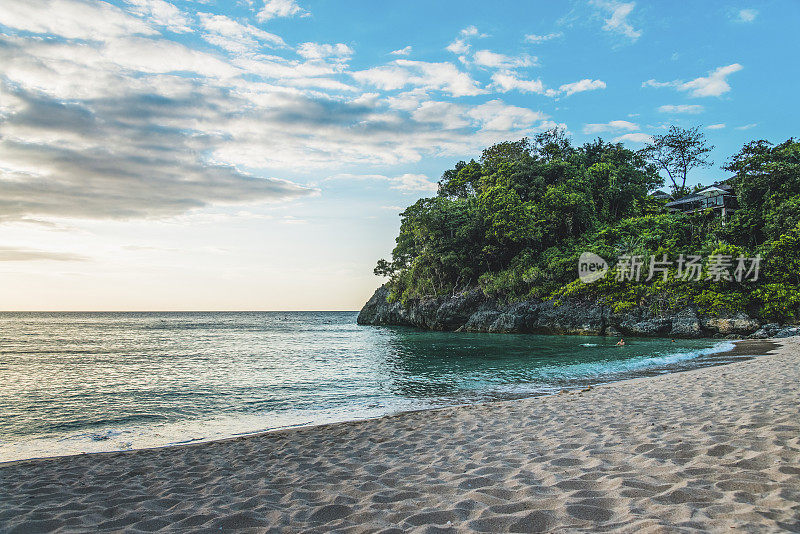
top-left (0, 400), bottom-right (433, 463)
top-left (491, 341), bottom-right (736, 396)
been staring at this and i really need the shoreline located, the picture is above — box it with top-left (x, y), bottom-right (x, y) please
top-left (1, 337), bottom-right (756, 466)
top-left (2, 336), bottom-right (799, 531)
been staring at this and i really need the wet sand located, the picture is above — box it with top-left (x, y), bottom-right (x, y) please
top-left (1, 337), bottom-right (798, 532)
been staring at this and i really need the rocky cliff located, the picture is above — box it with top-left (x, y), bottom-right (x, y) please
top-left (357, 285), bottom-right (799, 339)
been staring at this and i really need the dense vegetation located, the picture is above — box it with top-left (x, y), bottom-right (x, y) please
top-left (375, 130), bottom-right (800, 324)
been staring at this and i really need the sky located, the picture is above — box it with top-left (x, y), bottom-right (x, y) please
top-left (0, 0), bottom-right (797, 310)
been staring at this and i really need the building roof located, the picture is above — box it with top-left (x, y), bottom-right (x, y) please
top-left (665, 194), bottom-right (703, 208)
top-left (665, 180), bottom-right (735, 208)
top-left (697, 186), bottom-right (727, 196)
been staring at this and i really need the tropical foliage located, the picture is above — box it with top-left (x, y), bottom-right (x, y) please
top-left (375, 132), bottom-right (800, 323)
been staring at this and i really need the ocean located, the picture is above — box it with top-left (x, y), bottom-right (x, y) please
top-left (0, 311), bottom-right (738, 462)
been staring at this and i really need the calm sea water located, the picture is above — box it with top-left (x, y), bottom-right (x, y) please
top-left (0, 311), bottom-right (737, 462)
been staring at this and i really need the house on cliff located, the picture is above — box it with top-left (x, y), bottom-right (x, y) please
top-left (664, 181), bottom-right (738, 222)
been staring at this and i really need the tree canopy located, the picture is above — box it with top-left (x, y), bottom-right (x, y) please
top-left (640, 126), bottom-right (714, 196)
top-left (375, 132), bottom-right (800, 323)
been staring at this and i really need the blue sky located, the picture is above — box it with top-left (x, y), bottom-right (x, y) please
top-left (0, 0), bottom-right (797, 309)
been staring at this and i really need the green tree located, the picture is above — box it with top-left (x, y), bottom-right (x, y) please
top-left (724, 139), bottom-right (800, 245)
top-left (641, 126), bottom-right (714, 196)
top-left (438, 159), bottom-right (482, 199)
top-left (479, 138), bottom-right (533, 171)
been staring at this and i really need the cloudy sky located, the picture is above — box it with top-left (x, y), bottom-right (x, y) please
top-left (0, 0), bottom-right (797, 310)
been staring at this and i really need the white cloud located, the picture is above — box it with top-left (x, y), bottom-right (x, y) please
top-left (0, 81), bottom-right (313, 221)
top-left (467, 100), bottom-right (547, 131)
top-left (583, 120), bottom-right (639, 134)
top-left (592, 1), bottom-right (641, 41)
top-left (736, 9), bottom-right (758, 22)
top-left (658, 104), bottom-right (705, 114)
top-left (391, 174), bottom-right (438, 192)
top-left (613, 132), bottom-right (652, 143)
top-left (199, 13), bottom-right (285, 53)
top-left (1, 35), bottom-right (238, 84)
top-left (472, 50), bottom-right (536, 69)
top-left (0, 247), bottom-right (89, 262)
top-left (388, 97), bottom-right (556, 138)
top-left (491, 74), bottom-right (606, 98)
top-left (103, 37), bottom-right (240, 78)
top-left (279, 215), bottom-right (306, 225)
top-left (643, 64), bottom-right (743, 98)
top-left (524, 32), bottom-right (563, 44)
top-left (446, 39), bottom-right (470, 55)
top-left (0, 0), bottom-right (155, 40)
top-left (0, 1), bottom-right (569, 224)
top-left (257, 0), bottom-right (307, 21)
top-left (125, 0), bottom-right (191, 33)
top-left (384, 90), bottom-right (428, 111)
top-left (353, 60), bottom-right (484, 97)
top-left (232, 53), bottom-right (349, 82)
top-left (559, 78), bottom-right (606, 96)
top-left (736, 123), bottom-right (757, 130)
top-left (390, 46), bottom-right (412, 56)
top-left (326, 173), bottom-right (438, 193)
top-left (445, 25), bottom-right (486, 55)
top-left (679, 63), bottom-right (743, 97)
top-left (351, 66), bottom-right (409, 90)
top-left (642, 79), bottom-right (675, 89)
top-left (706, 123), bottom-right (726, 130)
top-left (297, 42), bottom-right (353, 60)
top-left (490, 71), bottom-right (545, 94)
top-left (411, 101), bottom-right (470, 130)
top-left (284, 77), bottom-right (358, 92)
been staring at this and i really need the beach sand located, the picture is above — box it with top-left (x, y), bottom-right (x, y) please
top-left (1, 338), bottom-right (799, 533)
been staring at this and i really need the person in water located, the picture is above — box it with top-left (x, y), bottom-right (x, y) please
top-left (616, 338), bottom-right (625, 346)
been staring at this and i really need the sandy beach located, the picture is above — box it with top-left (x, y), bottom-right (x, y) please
top-left (1, 337), bottom-right (799, 533)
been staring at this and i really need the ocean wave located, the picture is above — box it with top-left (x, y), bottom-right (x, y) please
top-left (536, 341), bottom-right (735, 380)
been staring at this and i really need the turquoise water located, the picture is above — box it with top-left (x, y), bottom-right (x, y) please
top-left (0, 312), bottom-right (735, 461)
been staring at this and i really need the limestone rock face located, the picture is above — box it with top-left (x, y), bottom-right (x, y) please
top-left (774, 326), bottom-right (800, 338)
top-left (670, 308), bottom-right (703, 338)
top-left (533, 302), bottom-right (604, 335)
top-left (356, 285), bottom-right (414, 327)
top-left (460, 310), bottom-right (501, 332)
top-left (749, 323), bottom-right (782, 339)
top-left (358, 285), bottom-right (777, 338)
top-left (432, 289), bottom-right (487, 330)
top-left (702, 312), bottom-right (761, 335)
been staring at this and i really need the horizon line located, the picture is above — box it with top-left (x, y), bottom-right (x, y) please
top-left (0, 310), bottom-right (361, 313)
